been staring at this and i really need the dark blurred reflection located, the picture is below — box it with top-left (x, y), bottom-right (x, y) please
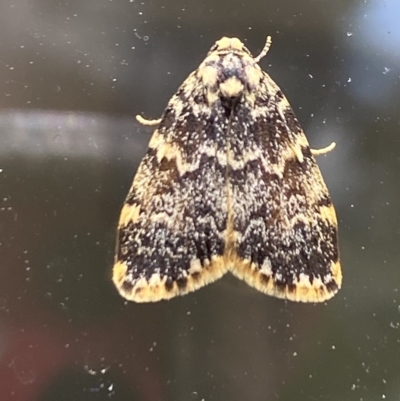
top-left (1, 0), bottom-right (400, 400)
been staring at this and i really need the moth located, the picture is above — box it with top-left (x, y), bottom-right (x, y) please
top-left (113, 36), bottom-right (341, 303)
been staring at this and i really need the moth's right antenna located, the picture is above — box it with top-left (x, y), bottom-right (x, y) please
top-left (254, 36), bottom-right (272, 63)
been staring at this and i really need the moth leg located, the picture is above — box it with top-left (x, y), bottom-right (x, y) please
top-left (136, 115), bottom-right (162, 126)
top-left (311, 141), bottom-right (336, 156)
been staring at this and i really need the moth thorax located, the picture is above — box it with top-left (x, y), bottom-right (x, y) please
top-left (219, 76), bottom-right (244, 99)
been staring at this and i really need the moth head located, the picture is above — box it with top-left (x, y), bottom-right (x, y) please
top-left (198, 37), bottom-right (267, 106)
top-left (208, 37), bottom-right (252, 57)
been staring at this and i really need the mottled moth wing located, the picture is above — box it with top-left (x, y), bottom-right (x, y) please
top-left (113, 74), bottom-right (229, 302)
top-left (228, 71), bottom-right (341, 302)
top-left (113, 36), bottom-right (341, 303)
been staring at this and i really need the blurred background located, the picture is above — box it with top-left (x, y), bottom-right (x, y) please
top-left (1, 0), bottom-right (400, 400)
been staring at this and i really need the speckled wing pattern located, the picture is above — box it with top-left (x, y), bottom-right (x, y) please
top-left (113, 36), bottom-right (342, 303)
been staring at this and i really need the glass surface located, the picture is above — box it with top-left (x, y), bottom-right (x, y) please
top-left (1, 0), bottom-right (400, 400)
